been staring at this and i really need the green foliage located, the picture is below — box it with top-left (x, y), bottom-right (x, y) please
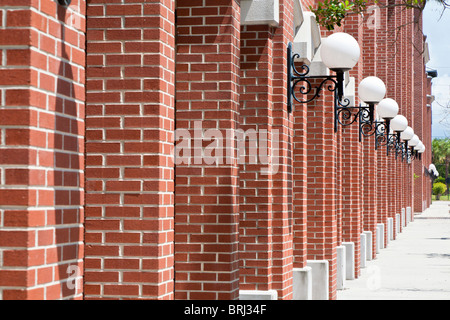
top-left (310, 0), bottom-right (428, 30)
top-left (433, 182), bottom-right (447, 197)
top-left (310, 0), bottom-right (367, 30)
top-left (435, 176), bottom-right (445, 184)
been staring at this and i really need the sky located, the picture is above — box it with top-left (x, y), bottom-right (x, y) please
top-left (423, 1), bottom-right (450, 139)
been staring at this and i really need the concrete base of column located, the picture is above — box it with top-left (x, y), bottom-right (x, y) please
top-left (293, 267), bottom-right (312, 300)
top-left (388, 217), bottom-right (394, 241)
top-left (336, 246), bottom-right (346, 290)
top-left (239, 290), bottom-right (278, 300)
top-left (363, 231), bottom-right (373, 261)
top-left (342, 242), bottom-right (355, 280)
top-left (360, 233), bottom-right (367, 268)
top-left (307, 260), bottom-right (329, 300)
top-left (376, 223), bottom-right (385, 252)
top-left (402, 208), bottom-right (406, 228)
top-left (406, 206), bottom-right (412, 224)
top-left (396, 213), bottom-right (400, 237)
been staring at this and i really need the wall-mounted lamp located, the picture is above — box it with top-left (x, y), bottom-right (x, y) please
top-left (287, 32), bottom-right (360, 118)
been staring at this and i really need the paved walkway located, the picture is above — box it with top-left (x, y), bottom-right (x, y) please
top-left (338, 201), bottom-right (450, 300)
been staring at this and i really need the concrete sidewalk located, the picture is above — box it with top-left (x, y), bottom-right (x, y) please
top-left (337, 201), bottom-right (450, 300)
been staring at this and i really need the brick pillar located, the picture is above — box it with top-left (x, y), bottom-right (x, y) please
top-left (342, 14), bottom-right (363, 278)
top-left (0, 1), bottom-right (85, 299)
top-left (362, 7), bottom-right (379, 255)
top-left (385, 2), bottom-right (400, 236)
top-left (84, 0), bottom-right (175, 299)
top-left (174, 0), bottom-right (241, 300)
top-left (239, 24), bottom-right (275, 292)
top-left (270, 0), bottom-right (294, 300)
top-left (306, 77), bottom-right (337, 300)
top-left (425, 74), bottom-right (432, 207)
top-left (376, 0), bottom-right (389, 253)
top-left (413, 11), bottom-right (424, 212)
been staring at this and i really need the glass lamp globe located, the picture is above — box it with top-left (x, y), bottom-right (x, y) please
top-left (359, 76), bottom-right (386, 104)
top-left (390, 115), bottom-right (408, 132)
top-left (409, 134), bottom-right (420, 147)
top-left (320, 32), bottom-right (361, 72)
top-left (400, 126), bottom-right (414, 141)
top-left (418, 144), bottom-right (425, 153)
top-left (376, 98), bottom-right (399, 120)
top-left (414, 141), bottom-right (423, 150)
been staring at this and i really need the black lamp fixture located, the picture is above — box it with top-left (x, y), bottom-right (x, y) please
top-left (287, 32), bottom-right (360, 117)
top-left (288, 32), bottom-right (388, 140)
top-left (287, 32), bottom-right (426, 162)
top-left (58, 0), bottom-right (71, 6)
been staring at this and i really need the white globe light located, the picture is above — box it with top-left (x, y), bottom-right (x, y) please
top-left (409, 134), bottom-right (420, 147)
top-left (359, 76), bottom-right (386, 103)
top-left (376, 98), bottom-right (399, 119)
top-left (320, 32), bottom-right (361, 72)
top-left (390, 115), bottom-right (408, 132)
top-left (400, 126), bottom-right (414, 141)
top-left (418, 144), bottom-right (425, 153)
top-left (414, 141), bottom-right (422, 150)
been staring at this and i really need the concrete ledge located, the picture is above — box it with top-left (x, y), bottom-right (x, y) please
top-left (363, 231), bottom-right (373, 261)
top-left (360, 233), bottom-right (367, 268)
top-left (342, 242), bottom-right (355, 280)
top-left (239, 290), bottom-right (278, 300)
top-left (293, 267), bottom-right (312, 300)
top-left (241, 0), bottom-right (280, 26)
top-left (307, 260), bottom-right (329, 300)
top-left (336, 245), bottom-right (346, 290)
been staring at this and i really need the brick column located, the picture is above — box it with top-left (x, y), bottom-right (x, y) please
top-left (270, 0), bottom-right (294, 300)
top-left (342, 14), bottom-right (363, 278)
top-left (362, 7), bottom-right (379, 256)
top-left (306, 77), bottom-right (337, 299)
top-left (0, 1), bottom-right (85, 299)
top-left (174, 0), bottom-right (241, 300)
top-left (84, 0), bottom-right (175, 299)
top-left (238, 24), bottom-right (275, 292)
top-left (413, 13), bottom-right (424, 213)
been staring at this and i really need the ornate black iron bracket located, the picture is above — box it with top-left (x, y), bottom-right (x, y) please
top-left (287, 42), bottom-right (343, 114)
top-left (287, 42), bottom-right (369, 137)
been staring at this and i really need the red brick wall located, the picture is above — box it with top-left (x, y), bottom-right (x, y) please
top-left (239, 24), bottom-right (275, 292)
top-left (174, 0), bottom-right (241, 300)
top-left (306, 76), bottom-right (338, 299)
top-left (0, 0), bottom-right (85, 299)
top-left (270, 0), bottom-right (294, 300)
top-left (84, 0), bottom-right (175, 299)
top-left (0, 0), bottom-right (434, 301)
top-left (363, 3), bottom-right (380, 258)
top-left (342, 14), bottom-right (363, 278)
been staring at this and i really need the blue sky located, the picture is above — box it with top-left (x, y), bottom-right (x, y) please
top-left (423, 1), bottom-right (450, 139)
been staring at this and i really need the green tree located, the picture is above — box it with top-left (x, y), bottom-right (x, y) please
top-left (433, 182), bottom-right (447, 200)
top-left (432, 138), bottom-right (450, 196)
top-left (310, 0), bottom-right (448, 31)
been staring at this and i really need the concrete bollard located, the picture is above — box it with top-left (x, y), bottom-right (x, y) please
top-left (336, 246), bottom-right (346, 290)
top-left (293, 267), bottom-right (312, 300)
top-left (307, 260), bottom-right (329, 300)
top-left (360, 233), bottom-right (367, 268)
top-left (363, 231), bottom-right (373, 261)
top-left (342, 242), bottom-right (355, 280)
